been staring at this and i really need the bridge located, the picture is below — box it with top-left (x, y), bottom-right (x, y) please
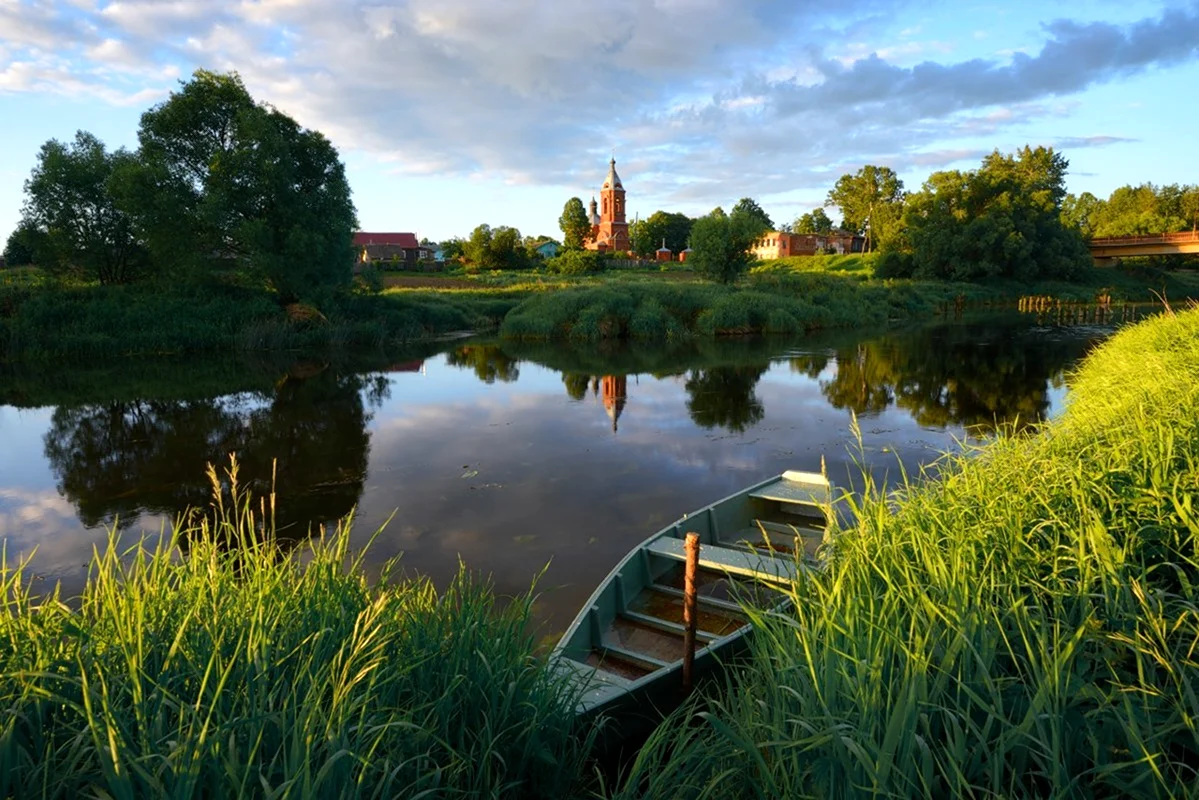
top-left (1090, 230), bottom-right (1199, 264)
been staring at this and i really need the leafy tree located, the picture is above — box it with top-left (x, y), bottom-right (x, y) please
top-left (630, 211), bottom-right (693, 257)
top-left (117, 70), bottom-right (356, 299)
top-left (3, 221), bottom-right (44, 266)
top-left (903, 146), bottom-right (1088, 281)
top-left (730, 198), bottom-right (773, 232)
top-left (558, 197), bottom-right (591, 250)
top-left (445, 345), bottom-right (520, 383)
top-left (19, 131), bottom-right (145, 284)
top-left (464, 224), bottom-right (528, 270)
top-left (1088, 183), bottom-right (1192, 237)
top-left (1061, 192), bottom-right (1102, 238)
top-left (689, 205), bottom-right (771, 284)
top-left (794, 208), bottom-right (834, 235)
top-left (440, 238), bottom-right (465, 261)
top-left (826, 165), bottom-right (905, 251)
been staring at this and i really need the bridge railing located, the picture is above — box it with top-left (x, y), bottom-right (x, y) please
top-left (1090, 230), bottom-right (1199, 247)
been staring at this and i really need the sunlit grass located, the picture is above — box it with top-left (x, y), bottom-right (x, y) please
top-left (609, 307), bottom-right (1199, 798)
top-left (0, 460), bottom-right (592, 799)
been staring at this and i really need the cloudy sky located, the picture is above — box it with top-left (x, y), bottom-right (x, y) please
top-left (2, 0), bottom-right (1198, 241)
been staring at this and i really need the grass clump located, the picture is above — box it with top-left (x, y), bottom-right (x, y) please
top-left (610, 307), bottom-right (1199, 799)
top-left (0, 461), bottom-right (591, 799)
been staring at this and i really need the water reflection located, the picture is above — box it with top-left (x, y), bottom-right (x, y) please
top-left (0, 316), bottom-right (1113, 629)
top-left (40, 363), bottom-right (386, 537)
top-left (806, 322), bottom-right (1090, 430)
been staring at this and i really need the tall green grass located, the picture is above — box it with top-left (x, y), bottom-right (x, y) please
top-left (610, 307), bottom-right (1199, 798)
top-left (0, 461), bottom-right (591, 799)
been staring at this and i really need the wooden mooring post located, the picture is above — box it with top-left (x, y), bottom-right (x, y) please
top-left (682, 532), bottom-right (700, 693)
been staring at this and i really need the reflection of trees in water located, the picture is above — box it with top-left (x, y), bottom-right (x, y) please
top-left (815, 326), bottom-right (1096, 430)
top-left (562, 373), bottom-right (591, 401)
top-left (43, 365), bottom-right (384, 537)
top-left (444, 345), bottom-right (520, 384)
top-left (685, 364), bottom-right (769, 434)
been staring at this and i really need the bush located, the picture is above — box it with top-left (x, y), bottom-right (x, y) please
top-left (546, 249), bottom-right (607, 275)
top-left (874, 249), bottom-right (915, 278)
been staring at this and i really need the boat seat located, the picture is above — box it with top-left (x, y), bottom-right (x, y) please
top-left (645, 537), bottom-right (798, 583)
top-left (553, 657), bottom-right (632, 713)
top-left (748, 472), bottom-right (831, 509)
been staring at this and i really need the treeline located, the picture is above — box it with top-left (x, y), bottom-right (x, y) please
top-left (1064, 182), bottom-right (1199, 238)
top-left (2, 70), bottom-right (356, 303)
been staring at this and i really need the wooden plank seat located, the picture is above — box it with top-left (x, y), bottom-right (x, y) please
top-left (748, 471), bottom-right (831, 509)
top-left (646, 537), bottom-right (799, 584)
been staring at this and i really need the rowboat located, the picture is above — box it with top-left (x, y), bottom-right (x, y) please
top-left (552, 469), bottom-right (832, 728)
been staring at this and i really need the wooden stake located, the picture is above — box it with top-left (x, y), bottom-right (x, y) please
top-left (682, 532), bottom-right (700, 693)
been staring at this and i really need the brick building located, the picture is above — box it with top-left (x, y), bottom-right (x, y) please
top-left (585, 159), bottom-right (630, 253)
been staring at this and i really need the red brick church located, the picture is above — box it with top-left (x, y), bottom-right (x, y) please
top-left (585, 158), bottom-right (630, 253)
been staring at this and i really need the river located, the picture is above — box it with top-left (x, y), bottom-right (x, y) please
top-left (0, 314), bottom-right (1115, 637)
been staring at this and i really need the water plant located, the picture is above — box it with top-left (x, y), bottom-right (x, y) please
top-left (609, 307), bottom-right (1199, 798)
top-left (0, 460), bottom-right (592, 799)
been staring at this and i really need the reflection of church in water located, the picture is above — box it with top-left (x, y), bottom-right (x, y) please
top-left (592, 375), bottom-right (627, 432)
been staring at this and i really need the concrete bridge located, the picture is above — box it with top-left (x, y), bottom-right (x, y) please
top-left (1090, 230), bottom-right (1199, 265)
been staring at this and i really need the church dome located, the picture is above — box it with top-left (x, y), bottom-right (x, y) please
top-left (602, 158), bottom-right (623, 190)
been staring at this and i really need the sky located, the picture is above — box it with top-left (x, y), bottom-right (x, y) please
top-left (1, 0), bottom-right (1198, 243)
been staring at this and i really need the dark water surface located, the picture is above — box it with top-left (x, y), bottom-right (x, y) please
top-left (0, 315), bottom-right (1113, 636)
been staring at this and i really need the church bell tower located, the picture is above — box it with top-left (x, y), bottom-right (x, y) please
top-left (593, 158), bottom-right (629, 252)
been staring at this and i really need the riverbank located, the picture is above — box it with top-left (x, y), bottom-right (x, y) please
top-left (3, 260), bottom-right (1196, 361)
top-left (610, 305), bottom-right (1199, 798)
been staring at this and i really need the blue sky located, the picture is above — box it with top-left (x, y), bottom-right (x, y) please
top-left (1, 0), bottom-right (1198, 242)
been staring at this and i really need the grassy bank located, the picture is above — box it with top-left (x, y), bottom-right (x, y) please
top-left (0, 464), bottom-right (592, 799)
top-left (0, 276), bottom-right (520, 361)
top-left (609, 306), bottom-right (1199, 798)
top-left (4, 258), bottom-right (1197, 360)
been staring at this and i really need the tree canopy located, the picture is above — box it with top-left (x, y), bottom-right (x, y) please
top-left (464, 224), bottom-right (529, 270)
top-left (730, 198), bottom-right (774, 232)
top-left (18, 131), bottom-right (145, 284)
top-left (114, 70), bottom-right (357, 300)
top-left (630, 211), bottom-right (693, 257)
top-left (688, 204), bottom-right (771, 284)
top-left (558, 197), bottom-right (591, 250)
top-left (794, 208), bottom-right (834, 235)
top-left (826, 165), bottom-right (905, 252)
top-left (3, 221), bottom-right (44, 267)
top-left (901, 146), bottom-right (1088, 281)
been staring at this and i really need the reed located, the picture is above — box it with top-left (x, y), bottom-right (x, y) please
top-left (609, 308), bottom-right (1199, 798)
top-left (0, 460), bottom-right (592, 799)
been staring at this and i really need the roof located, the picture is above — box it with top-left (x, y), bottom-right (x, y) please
top-left (354, 232), bottom-right (419, 248)
top-left (602, 158), bottom-right (623, 190)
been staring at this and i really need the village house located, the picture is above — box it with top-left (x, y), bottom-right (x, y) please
top-left (353, 232), bottom-right (433, 267)
top-left (751, 230), bottom-right (866, 260)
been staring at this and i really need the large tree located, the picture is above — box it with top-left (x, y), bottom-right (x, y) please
top-left (3, 220), bottom-right (45, 267)
top-left (689, 205), bottom-right (771, 284)
top-left (826, 165), bottom-right (905, 251)
top-left (731, 197), bottom-right (774, 232)
top-left (19, 131), bottom-right (145, 284)
top-left (558, 197), bottom-right (591, 250)
top-left (903, 146), bottom-right (1088, 281)
top-left (117, 70), bottom-right (356, 299)
top-left (794, 207), bottom-right (834, 235)
top-left (464, 224), bottom-right (528, 270)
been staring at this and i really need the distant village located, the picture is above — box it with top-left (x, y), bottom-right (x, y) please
top-left (353, 157), bottom-right (865, 270)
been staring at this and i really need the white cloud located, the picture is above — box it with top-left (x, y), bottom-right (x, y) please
top-left (0, 0), bottom-right (1196, 208)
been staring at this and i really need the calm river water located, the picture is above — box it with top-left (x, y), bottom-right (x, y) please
top-left (0, 315), bottom-right (1114, 637)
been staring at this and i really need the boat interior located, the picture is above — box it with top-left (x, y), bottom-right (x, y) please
top-left (556, 471), bottom-right (831, 710)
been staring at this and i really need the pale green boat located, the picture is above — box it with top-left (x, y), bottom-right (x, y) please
top-left (552, 470), bottom-right (833, 727)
